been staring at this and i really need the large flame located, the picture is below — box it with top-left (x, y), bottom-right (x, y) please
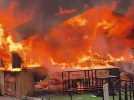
top-left (0, 2), bottom-right (134, 71)
top-left (0, 24), bottom-right (41, 70)
top-left (47, 5), bottom-right (134, 68)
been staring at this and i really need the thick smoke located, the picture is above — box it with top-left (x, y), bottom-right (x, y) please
top-left (15, 0), bottom-right (94, 40)
top-left (114, 0), bottom-right (132, 15)
top-left (1, 0), bottom-right (133, 40)
top-left (0, 0), bottom-right (134, 63)
top-left (0, 0), bottom-right (110, 39)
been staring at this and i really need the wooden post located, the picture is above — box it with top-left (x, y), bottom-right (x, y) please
top-left (103, 83), bottom-right (109, 100)
top-left (0, 71), bottom-right (4, 95)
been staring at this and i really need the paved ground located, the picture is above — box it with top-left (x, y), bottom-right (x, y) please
top-left (0, 94), bottom-right (102, 100)
top-left (0, 96), bottom-right (43, 100)
top-left (0, 96), bottom-right (19, 100)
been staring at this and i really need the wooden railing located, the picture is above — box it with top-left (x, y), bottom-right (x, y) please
top-left (62, 68), bottom-right (134, 100)
top-left (62, 68), bottom-right (120, 94)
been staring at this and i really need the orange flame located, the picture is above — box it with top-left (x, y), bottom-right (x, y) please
top-left (47, 5), bottom-right (134, 68)
top-left (0, 2), bottom-right (134, 71)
